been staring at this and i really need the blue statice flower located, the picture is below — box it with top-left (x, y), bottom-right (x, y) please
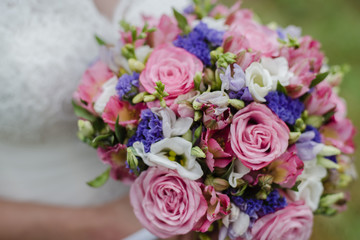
top-left (305, 125), bottom-right (322, 143)
top-left (230, 190), bottom-right (287, 219)
top-left (229, 87), bottom-right (254, 102)
top-left (265, 91), bottom-right (304, 125)
top-left (173, 22), bottom-right (225, 66)
top-left (116, 72), bottom-right (140, 100)
top-left (183, 5), bottom-right (194, 14)
top-left (127, 109), bottom-right (163, 152)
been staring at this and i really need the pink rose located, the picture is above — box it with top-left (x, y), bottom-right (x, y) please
top-left (224, 17), bottom-right (279, 57)
top-left (97, 144), bottom-right (136, 184)
top-left (140, 46), bottom-right (203, 105)
top-left (130, 167), bottom-right (207, 239)
top-left (320, 118), bottom-right (356, 154)
top-left (280, 36), bottom-right (324, 98)
top-left (305, 81), bottom-right (337, 116)
top-left (200, 126), bottom-right (234, 172)
top-left (73, 60), bottom-right (115, 115)
top-left (147, 15), bottom-right (181, 48)
top-left (267, 145), bottom-right (304, 188)
top-left (102, 96), bottom-right (143, 131)
top-left (194, 185), bottom-right (231, 233)
top-left (252, 201), bottom-right (313, 240)
top-left (230, 103), bottom-right (290, 170)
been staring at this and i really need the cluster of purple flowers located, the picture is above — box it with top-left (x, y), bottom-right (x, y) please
top-left (174, 22), bottom-right (224, 66)
top-left (116, 71), bottom-right (140, 100)
top-left (127, 109), bottom-right (163, 152)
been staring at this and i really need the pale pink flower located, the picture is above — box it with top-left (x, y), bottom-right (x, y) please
top-left (305, 81), bottom-right (337, 116)
top-left (147, 15), bottom-right (181, 47)
top-left (97, 144), bottom-right (136, 184)
top-left (102, 96), bottom-right (143, 130)
top-left (209, 2), bottom-right (241, 18)
top-left (320, 118), bottom-right (356, 154)
top-left (73, 60), bottom-right (115, 115)
top-left (140, 45), bottom-right (203, 105)
top-left (130, 167), bottom-right (207, 239)
top-left (252, 201), bottom-right (313, 240)
top-left (230, 103), bottom-right (290, 170)
top-left (267, 145), bottom-right (304, 188)
top-left (194, 184), bottom-right (231, 232)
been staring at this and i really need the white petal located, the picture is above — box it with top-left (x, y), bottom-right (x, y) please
top-left (229, 161), bottom-right (251, 188)
top-left (232, 211), bottom-right (250, 237)
top-left (93, 76), bottom-right (118, 114)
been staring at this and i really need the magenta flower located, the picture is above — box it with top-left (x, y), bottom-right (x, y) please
top-left (194, 184), bottom-right (231, 233)
top-left (200, 126), bottom-right (234, 172)
top-left (97, 143), bottom-right (136, 184)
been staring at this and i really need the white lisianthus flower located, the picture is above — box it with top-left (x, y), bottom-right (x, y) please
top-left (93, 76), bottom-right (118, 114)
top-left (133, 137), bottom-right (203, 180)
top-left (152, 107), bottom-right (193, 138)
top-left (135, 45), bottom-right (152, 63)
top-left (245, 62), bottom-right (273, 102)
top-left (192, 17), bottom-right (228, 31)
top-left (221, 204), bottom-right (250, 239)
top-left (229, 160), bottom-right (251, 188)
top-left (288, 158), bottom-right (327, 210)
top-left (261, 57), bottom-right (293, 90)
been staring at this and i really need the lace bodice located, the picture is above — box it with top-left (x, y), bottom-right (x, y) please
top-left (0, 0), bottom-right (116, 142)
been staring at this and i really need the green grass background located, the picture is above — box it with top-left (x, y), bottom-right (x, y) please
top-left (220, 0), bottom-right (360, 239)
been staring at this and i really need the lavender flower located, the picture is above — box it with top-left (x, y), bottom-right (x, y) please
top-left (296, 130), bottom-right (324, 161)
top-left (228, 87), bottom-right (253, 102)
top-left (220, 64), bottom-right (246, 92)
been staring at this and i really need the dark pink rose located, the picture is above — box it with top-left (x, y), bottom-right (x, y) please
top-left (140, 45), bottom-right (203, 105)
top-left (194, 185), bottom-right (231, 233)
top-left (102, 96), bottom-right (143, 130)
top-left (200, 126), bottom-right (233, 172)
top-left (320, 118), bottom-right (356, 154)
top-left (130, 167), bottom-right (207, 239)
top-left (73, 60), bottom-right (115, 115)
top-left (97, 143), bottom-right (136, 184)
top-left (252, 201), bottom-right (313, 240)
top-left (230, 103), bottom-right (290, 170)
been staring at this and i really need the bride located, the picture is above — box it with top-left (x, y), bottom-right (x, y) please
top-left (0, 0), bottom-right (189, 239)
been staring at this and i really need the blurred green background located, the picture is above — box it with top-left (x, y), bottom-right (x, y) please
top-left (221, 0), bottom-right (360, 239)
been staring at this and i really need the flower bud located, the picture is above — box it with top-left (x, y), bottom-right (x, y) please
top-left (228, 99), bottom-right (245, 110)
top-left (317, 156), bottom-right (340, 169)
top-left (289, 131), bottom-right (301, 144)
top-left (213, 178), bottom-right (230, 191)
top-left (144, 94), bottom-right (157, 102)
top-left (305, 115), bottom-right (323, 128)
top-left (77, 120), bottom-right (94, 138)
top-left (191, 146), bottom-right (206, 158)
top-left (319, 145), bottom-right (341, 156)
top-left (127, 147), bottom-right (138, 170)
top-left (320, 192), bottom-right (345, 208)
top-left (194, 111), bottom-right (203, 121)
top-left (132, 92), bottom-right (148, 104)
top-left (128, 58), bottom-right (145, 72)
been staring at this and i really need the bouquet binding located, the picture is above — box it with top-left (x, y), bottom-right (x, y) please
top-left (73, 1), bottom-right (357, 239)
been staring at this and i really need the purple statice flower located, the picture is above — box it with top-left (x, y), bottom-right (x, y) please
top-left (116, 72), bottom-right (140, 100)
top-left (305, 125), bottom-right (322, 143)
top-left (183, 5), bottom-right (194, 14)
top-left (220, 64), bottom-right (245, 92)
top-left (173, 22), bottom-right (225, 66)
top-left (265, 91), bottom-right (304, 125)
top-left (229, 87), bottom-right (254, 103)
top-left (296, 130), bottom-right (324, 161)
top-left (230, 190), bottom-right (287, 220)
top-left (127, 109), bottom-right (163, 152)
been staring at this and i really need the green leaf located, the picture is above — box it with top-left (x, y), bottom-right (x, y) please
top-left (92, 133), bottom-right (113, 145)
top-left (309, 72), bottom-right (329, 88)
top-left (72, 101), bottom-right (97, 122)
top-left (323, 107), bottom-right (336, 123)
top-left (87, 167), bottom-right (110, 188)
top-left (221, 159), bottom-right (235, 179)
top-left (119, 20), bottom-right (131, 31)
top-left (290, 181), bottom-right (302, 192)
top-left (115, 115), bottom-right (126, 143)
top-left (95, 35), bottom-right (106, 46)
top-left (276, 81), bottom-right (288, 95)
top-left (173, 8), bottom-right (190, 34)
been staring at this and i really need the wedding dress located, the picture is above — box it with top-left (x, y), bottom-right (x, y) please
top-left (0, 0), bottom-right (188, 238)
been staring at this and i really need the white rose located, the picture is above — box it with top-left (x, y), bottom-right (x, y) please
top-left (245, 62), bottom-right (272, 102)
top-left (93, 76), bottom-right (118, 114)
top-left (261, 57), bottom-right (293, 90)
top-left (133, 137), bottom-right (203, 180)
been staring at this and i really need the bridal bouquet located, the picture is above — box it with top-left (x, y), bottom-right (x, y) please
top-left (73, 1), bottom-right (356, 239)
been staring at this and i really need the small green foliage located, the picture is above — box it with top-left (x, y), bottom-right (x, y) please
top-left (309, 71), bottom-right (329, 88)
top-left (127, 147), bottom-right (140, 176)
top-left (278, 35), bottom-right (300, 49)
top-left (72, 101), bottom-right (97, 122)
top-left (290, 181), bottom-right (302, 192)
top-left (193, 0), bottom-right (216, 19)
top-left (115, 115), bottom-right (127, 143)
top-left (95, 35), bottom-right (107, 46)
top-left (173, 8), bottom-right (191, 34)
top-left (193, 124), bottom-right (203, 145)
top-left (151, 81), bottom-right (169, 107)
top-left (276, 81), bottom-right (288, 95)
top-left (87, 168), bottom-right (110, 188)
